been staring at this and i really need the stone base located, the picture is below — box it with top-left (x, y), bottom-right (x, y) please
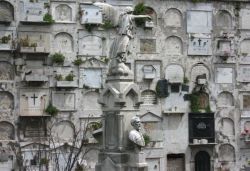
top-left (96, 151), bottom-right (147, 171)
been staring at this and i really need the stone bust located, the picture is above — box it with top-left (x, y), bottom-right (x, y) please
top-left (128, 116), bottom-right (145, 147)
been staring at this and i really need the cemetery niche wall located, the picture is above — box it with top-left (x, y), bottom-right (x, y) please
top-left (0, 0), bottom-right (249, 170)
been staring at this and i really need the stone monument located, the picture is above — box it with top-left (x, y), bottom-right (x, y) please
top-left (95, 2), bottom-right (149, 171)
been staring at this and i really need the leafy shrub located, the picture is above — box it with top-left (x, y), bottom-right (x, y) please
top-left (73, 58), bottom-right (84, 66)
top-left (45, 103), bottom-right (58, 116)
top-left (43, 13), bottom-right (54, 23)
top-left (65, 73), bottom-right (74, 81)
top-left (143, 134), bottom-right (151, 146)
top-left (51, 53), bottom-right (65, 64)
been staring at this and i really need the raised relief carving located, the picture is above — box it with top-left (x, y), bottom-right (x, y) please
top-left (55, 4), bottom-right (72, 22)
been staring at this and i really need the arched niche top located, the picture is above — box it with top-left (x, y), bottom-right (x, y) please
top-left (52, 121), bottom-right (75, 141)
top-left (0, 1), bottom-right (14, 22)
top-left (145, 6), bottom-right (157, 24)
top-left (240, 39), bottom-right (250, 55)
top-left (55, 4), bottom-right (72, 22)
top-left (218, 91), bottom-right (234, 107)
top-left (79, 35), bottom-right (105, 56)
top-left (216, 10), bottom-right (232, 28)
top-left (165, 64), bottom-right (184, 83)
top-left (165, 36), bottom-right (183, 55)
top-left (0, 121), bottom-right (14, 140)
top-left (0, 62), bottom-right (14, 80)
top-left (55, 32), bottom-right (73, 53)
top-left (141, 90), bottom-right (157, 105)
top-left (219, 144), bottom-right (235, 162)
top-left (219, 118), bottom-right (235, 136)
top-left (191, 63), bottom-right (210, 83)
top-left (0, 91), bottom-right (14, 110)
top-left (165, 8), bottom-right (182, 27)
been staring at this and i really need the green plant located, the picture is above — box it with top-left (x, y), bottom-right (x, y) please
top-left (40, 158), bottom-right (49, 165)
top-left (190, 93), bottom-right (200, 113)
top-left (102, 20), bottom-right (113, 29)
top-left (45, 103), bottom-right (58, 116)
top-left (51, 53), bottom-right (65, 64)
top-left (133, 3), bottom-right (148, 27)
top-left (205, 104), bottom-right (211, 113)
top-left (20, 37), bottom-right (29, 47)
top-left (73, 58), bottom-right (84, 66)
top-left (184, 76), bottom-right (189, 84)
top-left (91, 122), bottom-right (102, 131)
top-left (85, 24), bottom-right (95, 32)
top-left (65, 73), bottom-right (74, 81)
top-left (43, 13), bottom-right (54, 23)
top-left (143, 134), bottom-right (151, 146)
top-left (1, 35), bottom-right (11, 44)
top-left (30, 43), bottom-right (37, 47)
top-left (55, 74), bottom-right (63, 81)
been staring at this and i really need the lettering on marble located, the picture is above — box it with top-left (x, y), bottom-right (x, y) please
top-left (52, 121), bottom-right (74, 141)
top-left (240, 39), bottom-right (250, 55)
top-left (219, 144), bottom-right (235, 162)
top-left (22, 117), bottom-right (46, 137)
top-left (80, 5), bottom-right (102, 24)
top-left (165, 8), bottom-right (182, 27)
top-left (135, 61), bottom-right (161, 82)
top-left (219, 118), bottom-right (234, 137)
top-left (218, 92), bottom-right (234, 107)
top-left (191, 64), bottom-right (209, 83)
top-left (52, 92), bottom-right (75, 111)
top-left (147, 158), bottom-right (160, 171)
top-left (243, 95), bottom-right (250, 110)
top-left (20, 91), bottom-right (48, 116)
top-left (0, 62), bottom-right (13, 80)
top-left (240, 9), bottom-right (250, 29)
top-left (79, 35), bottom-right (105, 56)
top-left (165, 64), bottom-right (184, 83)
top-left (0, 92), bottom-right (13, 110)
top-left (80, 68), bottom-right (102, 88)
top-left (141, 90), bottom-right (157, 105)
top-left (140, 39), bottom-right (156, 53)
top-left (216, 67), bottom-right (233, 84)
top-left (167, 154), bottom-right (185, 171)
top-left (0, 1), bottom-right (14, 22)
top-left (216, 10), bottom-right (232, 28)
top-left (55, 4), bottom-right (72, 22)
top-left (187, 10), bottom-right (212, 33)
top-left (166, 36), bottom-right (182, 55)
top-left (55, 33), bottom-right (73, 53)
top-left (0, 122), bottom-right (14, 140)
top-left (188, 36), bottom-right (212, 55)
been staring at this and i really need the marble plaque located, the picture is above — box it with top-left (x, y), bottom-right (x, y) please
top-left (135, 61), bottom-right (161, 82)
top-left (240, 9), bottom-right (250, 29)
top-left (79, 35), bottom-right (104, 56)
top-left (80, 68), bottom-right (102, 88)
top-left (166, 36), bottom-right (182, 55)
top-left (140, 39), bottom-right (156, 53)
top-left (216, 67), bottom-right (233, 84)
top-left (55, 33), bottom-right (73, 53)
top-left (165, 64), bottom-right (184, 83)
top-left (243, 95), bottom-right (250, 110)
top-left (240, 39), bottom-right (250, 54)
top-left (188, 37), bottom-right (212, 55)
top-left (55, 4), bottom-right (72, 22)
top-left (52, 92), bottom-right (75, 111)
top-left (21, 1), bottom-right (46, 21)
top-left (187, 10), bottom-right (212, 33)
top-left (239, 66), bottom-right (250, 82)
top-left (165, 8), bottom-right (182, 27)
top-left (0, 1), bottom-right (14, 22)
top-left (80, 5), bottom-right (102, 24)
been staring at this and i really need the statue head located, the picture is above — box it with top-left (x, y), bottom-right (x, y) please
top-left (130, 116), bottom-right (141, 131)
top-left (124, 7), bottom-right (133, 14)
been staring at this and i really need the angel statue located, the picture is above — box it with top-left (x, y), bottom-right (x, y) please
top-left (93, 2), bottom-right (151, 76)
